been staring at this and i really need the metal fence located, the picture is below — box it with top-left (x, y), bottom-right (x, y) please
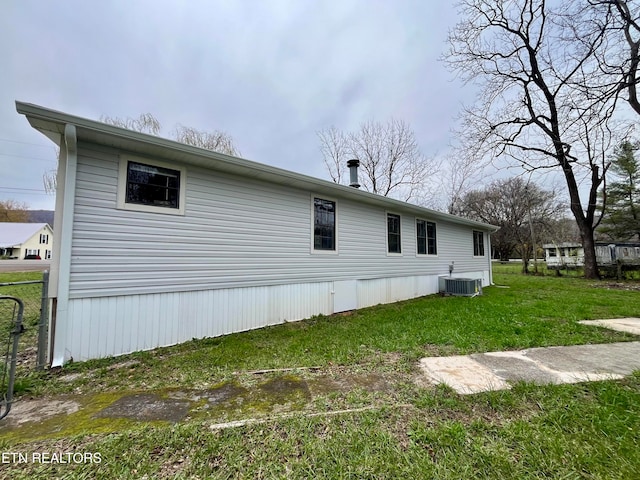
top-left (0, 296), bottom-right (24, 420)
top-left (0, 271), bottom-right (49, 373)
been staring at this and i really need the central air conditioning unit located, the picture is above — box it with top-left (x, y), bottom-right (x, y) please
top-left (443, 278), bottom-right (483, 296)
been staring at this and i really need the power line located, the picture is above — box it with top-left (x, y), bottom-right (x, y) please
top-left (0, 186), bottom-right (50, 196)
top-left (0, 137), bottom-right (53, 148)
top-left (0, 152), bottom-right (56, 162)
top-left (0, 186), bottom-right (44, 192)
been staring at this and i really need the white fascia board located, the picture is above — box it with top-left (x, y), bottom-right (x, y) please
top-left (16, 101), bottom-right (498, 232)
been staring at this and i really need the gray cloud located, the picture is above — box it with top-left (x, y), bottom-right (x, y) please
top-left (0, 0), bottom-right (467, 210)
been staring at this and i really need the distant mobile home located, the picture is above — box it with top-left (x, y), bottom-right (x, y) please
top-left (17, 102), bottom-right (497, 367)
top-left (543, 242), bottom-right (640, 269)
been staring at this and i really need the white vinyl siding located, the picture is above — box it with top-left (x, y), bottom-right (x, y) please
top-left (68, 142), bottom-right (491, 299)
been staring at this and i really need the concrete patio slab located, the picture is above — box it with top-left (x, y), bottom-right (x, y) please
top-left (579, 318), bottom-right (640, 335)
top-left (418, 355), bottom-right (511, 394)
top-left (419, 341), bottom-right (640, 395)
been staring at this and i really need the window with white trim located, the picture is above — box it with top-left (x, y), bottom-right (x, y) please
top-left (417, 219), bottom-right (437, 255)
top-left (39, 234), bottom-right (49, 244)
top-left (313, 197), bottom-right (336, 251)
top-left (126, 161), bottom-right (180, 208)
top-left (473, 230), bottom-right (485, 257)
top-left (118, 156), bottom-right (186, 215)
top-left (387, 213), bottom-right (401, 254)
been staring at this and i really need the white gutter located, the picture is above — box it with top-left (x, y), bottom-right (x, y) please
top-left (487, 232), bottom-right (494, 285)
top-left (51, 124), bottom-right (78, 367)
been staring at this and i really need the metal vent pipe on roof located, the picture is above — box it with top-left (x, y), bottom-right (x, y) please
top-left (347, 159), bottom-right (360, 188)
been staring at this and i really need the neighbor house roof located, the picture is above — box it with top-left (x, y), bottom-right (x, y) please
top-left (0, 223), bottom-right (50, 248)
top-left (16, 101), bottom-right (499, 232)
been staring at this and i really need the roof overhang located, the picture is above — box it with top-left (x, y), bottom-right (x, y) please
top-left (16, 101), bottom-right (499, 232)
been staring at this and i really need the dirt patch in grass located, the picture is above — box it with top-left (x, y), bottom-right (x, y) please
top-left (309, 372), bottom-right (391, 395)
top-left (421, 344), bottom-right (461, 358)
top-left (593, 282), bottom-right (640, 292)
top-left (3, 397), bottom-right (81, 428)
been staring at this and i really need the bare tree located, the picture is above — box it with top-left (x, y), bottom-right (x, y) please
top-left (442, 144), bottom-right (491, 215)
top-left (460, 177), bottom-right (563, 272)
top-left (100, 113), bottom-right (161, 135)
top-left (613, 0), bottom-right (640, 115)
top-left (44, 113), bottom-right (241, 192)
top-left (173, 125), bottom-right (240, 157)
top-left (317, 126), bottom-right (348, 184)
top-left (318, 119), bottom-right (440, 204)
top-left (577, 1), bottom-right (640, 116)
top-left (445, 0), bottom-right (620, 279)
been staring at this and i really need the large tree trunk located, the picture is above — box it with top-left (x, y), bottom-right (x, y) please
top-left (580, 226), bottom-right (600, 279)
top-left (560, 149), bottom-right (602, 280)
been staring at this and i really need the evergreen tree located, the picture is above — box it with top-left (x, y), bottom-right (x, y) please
top-left (600, 141), bottom-right (640, 241)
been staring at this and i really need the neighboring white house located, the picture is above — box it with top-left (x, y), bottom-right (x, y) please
top-left (543, 242), bottom-right (640, 268)
top-left (0, 222), bottom-right (53, 259)
top-left (17, 102), bottom-right (498, 367)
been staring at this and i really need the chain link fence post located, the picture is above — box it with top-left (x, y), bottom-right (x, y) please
top-left (37, 270), bottom-right (49, 371)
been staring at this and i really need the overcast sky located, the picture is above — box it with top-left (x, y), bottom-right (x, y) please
top-left (0, 0), bottom-right (473, 211)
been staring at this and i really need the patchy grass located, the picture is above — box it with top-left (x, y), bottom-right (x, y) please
top-left (7, 268), bottom-right (640, 398)
top-left (2, 268), bottom-right (640, 477)
top-left (2, 375), bottom-right (640, 479)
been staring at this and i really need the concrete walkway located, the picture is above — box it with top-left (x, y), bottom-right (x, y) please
top-left (419, 318), bottom-right (640, 394)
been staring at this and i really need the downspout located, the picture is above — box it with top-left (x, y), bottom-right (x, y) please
top-left (51, 123), bottom-right (78, 367)
top-left (487, 231), bottom-right (494, 285)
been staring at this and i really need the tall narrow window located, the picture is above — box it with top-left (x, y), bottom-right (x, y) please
top-left (387, 213), bottom-right (401, 254)
top-left (126, 161), bottom-right (181, 209)
top-left (417, 220), bottom-right (437, 255)
top-left (313, 198), bottom-right (336, 250)
top-left (473, 230), bottom-right (485, 257)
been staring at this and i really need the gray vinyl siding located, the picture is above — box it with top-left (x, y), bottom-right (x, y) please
top-left (69, 142), bottom-right (489, 299)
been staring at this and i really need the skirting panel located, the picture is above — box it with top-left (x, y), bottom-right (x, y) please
top-left (55, 282), bottom-right (333, 364)
top-left (52, 271), bottom-right (490, 365)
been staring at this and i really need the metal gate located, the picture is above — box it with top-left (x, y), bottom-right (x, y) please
top-left (1, 296), bottom-right (24, 420)
top-left (0, 271), bottom-right (49, 371)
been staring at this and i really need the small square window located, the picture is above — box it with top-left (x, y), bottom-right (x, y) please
top-left (126, 161), bottom-right (181, 208)
top-left (118, 156), bottom-right (186, 215)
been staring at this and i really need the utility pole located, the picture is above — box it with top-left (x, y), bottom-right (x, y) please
top-left (526, 184), bottom-right (538, 274)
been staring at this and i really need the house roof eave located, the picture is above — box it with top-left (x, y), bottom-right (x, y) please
top-left (16, 101), bottom-right (498, 232)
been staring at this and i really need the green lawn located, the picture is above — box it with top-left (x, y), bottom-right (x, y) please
top-left (1, 267), bottom-right (640, 478)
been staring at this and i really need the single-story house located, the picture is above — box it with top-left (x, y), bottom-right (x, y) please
top-left (543, 242), bottom-right (640, 268)
top-left (0, 222), bottom-right (53, 259)
top-left (542, 242), bottom-right (584, 269)
top-left (17, 101), bottom-right (498, 367)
